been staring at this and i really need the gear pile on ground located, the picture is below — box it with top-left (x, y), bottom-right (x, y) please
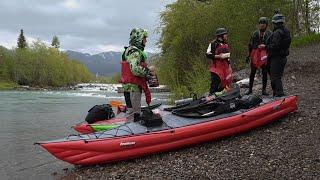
top-left (60, 44), bottom-right (320, 179)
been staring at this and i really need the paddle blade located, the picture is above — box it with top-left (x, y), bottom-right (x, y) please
top-left (91, 124), bottom-right (121, 132)
top-left (110, 100), bottom-right (124, 107)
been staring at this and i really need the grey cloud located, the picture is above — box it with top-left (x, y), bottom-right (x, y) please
top-left (0, 0), bottom-right (176, 53)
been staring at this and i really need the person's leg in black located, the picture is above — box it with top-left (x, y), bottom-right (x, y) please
top-left (209, 72), bottom-right (221, 95)
top-left (267, 57), bottom-right (277, 96)
top-left (124, 91), bottom-right (132, 108)
top-left (276, 57), bottom-right (287, 96)
top-left (245, 63), bottom-right (257, 95)
top-left (266, 57), bottom-right (271, 75)
top-left (261, 64), bottom-right (269, 95)
top-left (270, 57), bottom-right (287, 97)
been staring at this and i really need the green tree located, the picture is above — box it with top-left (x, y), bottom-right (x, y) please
top-left (17, 29), bottom-right (28, 49)
top-left (0, 46), bottom-right (13, 80)
top-left (51, 35), bottom-right (60, 49)
top-left (4, 39), bottom-right (91, 87)
top-left (292, 0), bottom-right (320, 35)
top-left (309, 0), bottom-right (320, 33)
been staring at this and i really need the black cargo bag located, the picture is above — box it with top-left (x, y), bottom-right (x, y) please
top-left (85, 104), bottom-right (115, 124)
top-left (140, 109), bottom-right (163, 127)
top-left (239, 95), bottom-right (262, 109)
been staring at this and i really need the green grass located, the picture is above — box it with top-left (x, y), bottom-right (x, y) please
top-left (291, 33), bottom-right (320, 47)
top-left (0, 81), bottom-right (17, 90)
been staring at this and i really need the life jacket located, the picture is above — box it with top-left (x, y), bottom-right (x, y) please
top-left (120, 47), bottom-right (151, 105)
top-left (251, 31), bottom-right (268, 68)
top-left (209, 43), bottom-right (232, 88)
top-left (251, 48), bottom-right (267, 68)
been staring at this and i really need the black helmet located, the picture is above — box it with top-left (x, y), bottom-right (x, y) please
top-left (272, 13), bottom-right (285, 23)
top-left (216, 28), bottom-right (228, 36)
top-left (259, 17), bottom-right (268, 25)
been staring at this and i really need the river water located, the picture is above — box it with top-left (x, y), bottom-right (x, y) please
top-left (0, 90), bottom-right (170, 180)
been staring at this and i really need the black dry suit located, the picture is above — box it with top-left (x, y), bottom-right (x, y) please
top-left (248, 29), bottom-right (272, 94)
top-left (266, 24), bottom-right (291, 97)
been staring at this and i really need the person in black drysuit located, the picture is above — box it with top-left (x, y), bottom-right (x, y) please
top-left (266, 12), bottom-right (291, 97)
top-left (246, 17), bottom-right (272, 95)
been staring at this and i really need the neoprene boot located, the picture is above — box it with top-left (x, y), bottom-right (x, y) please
top-left (133, 113), bottom-right (141, 122)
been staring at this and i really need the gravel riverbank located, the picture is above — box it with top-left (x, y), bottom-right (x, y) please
top-left (60, 44), bottom-right (320, 180)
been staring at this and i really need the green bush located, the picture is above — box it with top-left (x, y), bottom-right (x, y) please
top-left (185, 56), bottom-right (210, 97)
top-left (291, 33), bottom-right (320, 47)
top-left (0, 41), bottom-right (91, 87)
top-left (0, 81), bottom-right (16, 90)
top-left (0, 46), bottom-right (14, 81)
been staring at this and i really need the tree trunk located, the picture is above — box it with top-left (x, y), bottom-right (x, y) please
top-left (305, 0), bottom-right (311, 34)
top-left (294, 0), bottom-right (300, 35)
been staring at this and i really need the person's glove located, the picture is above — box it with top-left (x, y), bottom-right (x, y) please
top-left (246, 56), bottom-right (250, 64)
top-left (145, 69), bottom-right (154, 81)
top-left (143, 67), bottom-right (151, 76)
top-left (146, 74), bottom-right (153, 81)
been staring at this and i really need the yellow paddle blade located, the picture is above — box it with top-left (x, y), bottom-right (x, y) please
top-left (110, 100), bottom-right (124, 107)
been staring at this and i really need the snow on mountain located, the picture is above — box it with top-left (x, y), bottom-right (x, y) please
top-left (65, 50), bottom-right (157, 76)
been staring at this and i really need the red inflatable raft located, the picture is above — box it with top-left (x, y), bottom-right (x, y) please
top-left (37, 95), bottom-right (297, 165)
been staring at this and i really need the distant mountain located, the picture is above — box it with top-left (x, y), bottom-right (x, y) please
top-left (65, 50), bottom-right (158, 76)
top-left (65, 50), bottom-right (121, 76)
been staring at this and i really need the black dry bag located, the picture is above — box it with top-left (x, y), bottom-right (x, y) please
top-left (85, 104), bottom-right (115, 124)
top-left (140, 109), bottom-right (163, 127)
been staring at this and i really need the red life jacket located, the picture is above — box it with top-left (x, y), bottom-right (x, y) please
top-left (251, 48), bottom-right (267, 68)
top-left (209, 43), bottom-right (233, 88)
top-left (120, 61), bottom-right (151, 105)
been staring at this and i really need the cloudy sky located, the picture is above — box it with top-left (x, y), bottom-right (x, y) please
top-left (0, 0), bottom-right (176, 54)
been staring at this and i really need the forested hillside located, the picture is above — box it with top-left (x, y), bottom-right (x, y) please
top-left (0, 41), bottom-right (91, 88)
